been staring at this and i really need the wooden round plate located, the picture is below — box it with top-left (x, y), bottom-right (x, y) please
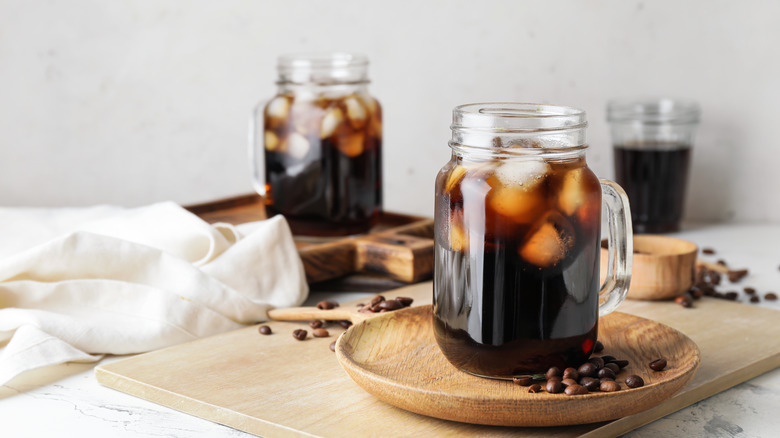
top-left (336, 305), bottom-right (700, 427)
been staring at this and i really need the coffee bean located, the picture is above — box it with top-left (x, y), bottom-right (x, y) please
top-left (561, 378), bottom-right (578, 387)
top-left (513, 376), bottom-right (533, 386)
top-left (313, 328), bottom-right (329, 338)
top-left (396, 297), bottom-right (414, 307)
top-left (614, 359), bottom-right (629, 369)
top-left (724, 291), bottom-right (739, 301)
top-left (578, 362), bottom-right (597, 377)
top-left (600, 380), bottom-right (621, 392)
top-left (710, 271), bottom-right (722, 285)
top-left (605, 363), bottom-right (620, 374)
top-left (597, 368), bottom-right (616, 379)
top-left (546, 380), bottom-right (564, 394)
top-left (625, 375), bottom-right (645, 388)
top-left (369, 295), bottom-right (385, 307)
top-left (728, 269), bottom-right (749, 283)
top-left (562, 367), bottom-right (579, 381)
top-left (378, 299), bottom-right (402, 311)
top-left (546, 375), bottom-right (562, 382)
top-left (565, 384), bottom-right (589, 395)
top-left (750, 295), bottom-right (760, 303)
top-left (702, 248), bottom-right (716, 255)
top-left (690, 287), bottom-right (704, 299)
top-left (546, 367), bottom-right (562, 379)
top-left (594, 340), bottom-right (604, 353)
top-left (589, 357), bottom-right (605, 369)
top-left (316, 300), bottom-right (339, 310)
top-left (309, 320), bottom-right (324, 329)
top-left (675, 295), bottom-right (692, 308)
top-left (744, 287), bottom-right (756, 295)
top-left (649, 358), bottom-right (667, 371)
top-left (528, 384), bottom-right (542, 393)
top-left (601, 355), bottom-right (617, 364)
top-left (329, 340), bottom-right (337, 352)
top-left (765, 292), bottom-right (778, 301)
top-left (580, 377), bottom-right (600, 391)
top-left (338, 320), bottom-right (353, 329)
top-left (258, 325), bottom-right (272, 335)
top-left (717, 259), bottom-right (728, 267)
top-left (292, 329), bottom-right (308, 340)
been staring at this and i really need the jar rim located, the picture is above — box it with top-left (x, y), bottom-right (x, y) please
top-left (452, 103), bottom-right (588, 133)
top-left (607, 98), bottom-right (700, 124)
top-left (277, 52), bottom-right (369, 85)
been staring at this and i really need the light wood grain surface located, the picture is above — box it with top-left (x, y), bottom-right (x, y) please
top-left (96, 282), bottom-right (780, 437)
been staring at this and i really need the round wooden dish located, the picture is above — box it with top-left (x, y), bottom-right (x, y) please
top-left (601, 235), bottom-right (698, 300)
top-left (336, 305), bottom-right (700, 427)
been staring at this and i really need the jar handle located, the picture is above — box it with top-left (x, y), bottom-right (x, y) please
top-left (598, 179), bottom-right (633, 316)
top-left (248, 101), bottom-right (267, 196)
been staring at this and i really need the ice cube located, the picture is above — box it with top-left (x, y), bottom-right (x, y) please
top-left (445, 165), bottom-right (467, 194)
top-left (450, 211), bottom-right (467, 252)
top-left (344, 96), bottom-right (368, 130)
top-left (290, 102), bottom-right (324, 136)
top-left (337, 132), bottom-right (365, 157)
top-left (287, 132), bottom-right (310, 159)
top-left (493, 160), bottom-right (548, 187)
top-left (558, 168), bottom-right (585, 216)
top-left (519, 212), bottom-right (575, 267)
top-left (320, 107), bottom-right (344, 139)
top-left (266, 96), bottom-right (290, 120)
top-left (264, 131), bottom-right (281, 152)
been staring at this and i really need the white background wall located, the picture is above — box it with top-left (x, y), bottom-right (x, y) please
top-left (1, 0), bottom-right (778, 222)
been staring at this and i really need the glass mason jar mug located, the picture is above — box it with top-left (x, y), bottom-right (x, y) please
top-left (433, 103), bottom-right (633, 379)
top-left (249, 53), bottom-right (383, 236)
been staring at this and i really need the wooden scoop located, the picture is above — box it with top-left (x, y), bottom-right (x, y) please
top-left (267, 305), bottom-right (375, 324)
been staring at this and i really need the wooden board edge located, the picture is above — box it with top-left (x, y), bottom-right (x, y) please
top-left (581, 352), bottom-right (780, 437)
top-left (94, 366), bottom-right (318, 438)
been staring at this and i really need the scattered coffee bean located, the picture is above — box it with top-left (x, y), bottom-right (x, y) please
top-left (717, 259), bottom-right (728, 267)
top-left (396, 297), bottom-right (414, 307)
top-left (513, 376), bottom-right (533, 386)
top-left (312, 328), bottom-right (329, 338)
top-left (710, 271), bottom-right (722, 285)
top-left (338, 320), bottom-right (353, 329)
top-left (577, 362), bottom-right (597, 378)
top-left (597, 368), bottom-right (616, 379)
top-left (702, 248), bottom-right (716, 255)
top-left (744, 287), bottom-right (756, 295)
top-left (546, 366), bottom-right (562, 379)
top-left (614, 359), bottom-right (629, 369)
top-left (292, 329), bottom-right (308, 340)
top-left (600, 355), bottom-right (617, 364)
top-left (580, 377), bottom-right (600, 391)
top-left (765, 292), bottom-right (778, 301)
top-left (528, 384), bottom-right (542, 393)
top-left (625, 375), bottom-right (645, 388)
top-left (562, 367), bottom-right (579, 381)
top-left (675, 295), bottom-right (692, 308)
top-left (728, 269), bottom-right (749, 283)
top-left (600, 380), bottom-right (621, 392)
top-left (594, 340), bottom-right (604, 353)
top-left (309, 320), bottom-right (324, 329)
top-left (565, 384), bottom-right (588, 395)
top-left (316, 300), bottom-right (339, 310)
top-left (546, 380), bottom-right (564, 394)
top-left (258, 325), bottom-right (272, 335)
top-left (649, 358), bottom-right (667, 371)
top-left (750, 295), bottom-right (760, 303)
top-left (561, 378), bottom-right (578, 387)
top-left (378, 299), bottom-right (403, 311)
top-left (724, 291), bottom-right (739, 301)
top-left (689, 287), bottom-right (704, 299)
top-left (604, 363), bottom-right (620, 374)
top-left (588, 357), bottom-right (605, 369)
top-left (329, 340), bottom-right (337, 352)
top-left (369, 295), bottom-right (385, 307)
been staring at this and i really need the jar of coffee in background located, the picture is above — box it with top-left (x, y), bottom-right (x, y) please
top-left (250, 53), bottom-right (382, 236)
top-left (607, 99), bottom-right (700, 234)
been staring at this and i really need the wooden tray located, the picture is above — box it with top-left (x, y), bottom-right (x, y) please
top-left (336, 305), bottom-right (700, 427)
top-left (185, 194), bottom-right (434, 285)
top-left (96, 281), bottom-right (780, 437)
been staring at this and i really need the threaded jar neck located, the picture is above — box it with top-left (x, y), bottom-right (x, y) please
top-left (277, 52), bottom-right (369, 85)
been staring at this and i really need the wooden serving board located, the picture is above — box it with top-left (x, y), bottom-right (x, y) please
top-left (185, 194), bottom-right (434, 285)
top-left (96, 282), bottom-right (780, 437)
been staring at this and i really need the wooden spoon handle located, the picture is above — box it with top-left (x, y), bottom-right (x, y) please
top-left (267, 306), bottom-right (356, 322)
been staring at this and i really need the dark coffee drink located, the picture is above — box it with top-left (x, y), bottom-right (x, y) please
top-left (433, 156), bottom-right (603, 378)
top-left (613, 144), bottom-right (691, 233)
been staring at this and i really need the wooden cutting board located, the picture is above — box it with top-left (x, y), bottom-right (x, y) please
top-left (95, 282), bottom-right (780, 437)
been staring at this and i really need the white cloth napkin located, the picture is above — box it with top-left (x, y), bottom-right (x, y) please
top-left (0, 202), bottom-right (308, 385)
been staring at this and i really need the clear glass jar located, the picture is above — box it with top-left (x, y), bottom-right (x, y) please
top-left (434, 103), bottom-right (632, 379)
top-left (607, 98), bottom-right (700, 233)
top-left (250, 53), bottom-right (382, 236)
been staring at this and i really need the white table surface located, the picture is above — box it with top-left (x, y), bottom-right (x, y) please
top-left (2, 222), bottom-right (779, 437)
